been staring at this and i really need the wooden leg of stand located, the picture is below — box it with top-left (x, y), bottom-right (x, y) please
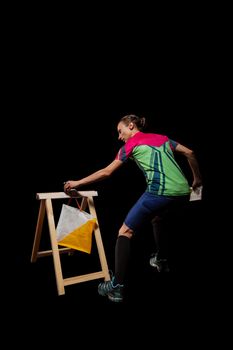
top-left (87, 197), bottom-right (110, 281)
top-left (31, 200), bottom-right (46, 262)
top-left (45, 198), bottom-right (65, 295)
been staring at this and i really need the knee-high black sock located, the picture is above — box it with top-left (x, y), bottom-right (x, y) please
top-left (114, 236), bottom-right (131, 285)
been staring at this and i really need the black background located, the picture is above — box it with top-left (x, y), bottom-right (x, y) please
top-left (6, 11), bottom-right (222, 344)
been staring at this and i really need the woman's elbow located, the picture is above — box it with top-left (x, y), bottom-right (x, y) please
top-left (186, 149), bottom-right (197, 160)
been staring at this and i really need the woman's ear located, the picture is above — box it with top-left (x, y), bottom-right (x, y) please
top-left (129, 122), bottom-right (134, 130)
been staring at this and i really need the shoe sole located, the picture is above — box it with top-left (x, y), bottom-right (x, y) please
top-left (108, 295), bottom-right (123, 303)
top-left (150, 264), bottom-right (162, 272)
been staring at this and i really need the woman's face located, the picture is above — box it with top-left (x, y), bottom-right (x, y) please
top-left (117, 121), bottom-right (134, 143)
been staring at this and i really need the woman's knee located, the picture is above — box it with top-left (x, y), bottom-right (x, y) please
top-left (118, 223), bottom-right (134, 239)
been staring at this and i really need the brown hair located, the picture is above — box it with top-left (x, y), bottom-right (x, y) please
top-left (119, 114), bottom-right (146, 131)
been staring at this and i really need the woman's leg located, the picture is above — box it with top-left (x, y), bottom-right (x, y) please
top-left (114, 224), bottom-right (133, 285)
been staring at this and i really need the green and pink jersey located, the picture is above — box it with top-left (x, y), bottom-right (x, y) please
top-left (115, 131), bottom-right (190, 196)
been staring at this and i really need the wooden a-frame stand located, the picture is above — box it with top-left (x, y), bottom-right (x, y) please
top-left (31, 191), bottom-right (110, 295)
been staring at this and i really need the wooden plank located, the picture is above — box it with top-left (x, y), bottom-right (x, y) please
top-left (36, 191), bottom-right (98, 200)
top-left (31, 200), bottom-right (46, 262)
top-left (87, 197), bottom-right (110, 282)
top-left (36, 247), bottom-right (74, 257)
top-left (45, 198), bottom-right (65, 295)
top-left (63, 271), bottom-right (106, 285)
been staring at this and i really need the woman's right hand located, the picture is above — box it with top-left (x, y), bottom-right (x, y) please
top-left (64, 180), bottom-right (78, 192)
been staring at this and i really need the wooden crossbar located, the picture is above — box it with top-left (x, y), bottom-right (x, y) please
top-left (31, 191), bottom-right (110, 295)
top-left (36, 191), bottom-right (98, 200)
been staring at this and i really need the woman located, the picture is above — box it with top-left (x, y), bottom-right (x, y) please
top-left (64, 114), bottom-right (202, 302)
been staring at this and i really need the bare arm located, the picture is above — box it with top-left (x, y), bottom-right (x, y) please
top-left (175, 143), bottom-right (202, 190)
top-left (64, 159), bottom-right (123, 191)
